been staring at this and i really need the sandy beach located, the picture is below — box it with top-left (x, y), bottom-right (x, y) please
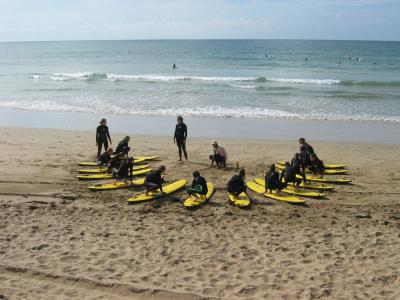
top-left (1, 126), bottom-right (400, 300)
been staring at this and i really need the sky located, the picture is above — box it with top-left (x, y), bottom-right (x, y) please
top-left (0, 0), bottom-right (399, 42)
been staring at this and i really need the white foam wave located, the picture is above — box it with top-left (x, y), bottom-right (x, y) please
top-left (229, 84), bottom-right (258, 89)
top-left (1, 101), bottom-right (399, 123)
top-left (267, 78), bottom-right (340, 85)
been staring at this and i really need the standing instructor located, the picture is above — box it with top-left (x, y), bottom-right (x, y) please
top-left (174, 115), bottom-right (188, 161)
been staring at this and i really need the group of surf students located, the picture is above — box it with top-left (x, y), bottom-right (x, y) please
top-left (95, 117), bottom-right (326, 200)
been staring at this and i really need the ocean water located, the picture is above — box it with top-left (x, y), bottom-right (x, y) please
top-left (0, 40), bottom-right (399, 123)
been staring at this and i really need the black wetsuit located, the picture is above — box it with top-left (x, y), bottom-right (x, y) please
top-left (108, 156), bottom-right (120, 174)
top-left (291, 155), bottom-right (307, 181)
top-left (310, 158), bottom-right (325, 175)
top-left (227, 175), bottom-right (246, 195)
top-left (191, 176), bottom-right (208, 195)
top-left (115, 158), bottom-right (133, 180)
top-left (174, 123), bottom-right (188, 160)
top-left (265, 170), bottom-right (286, 191)
top-left (115, 140), bottom-right (130, 154)
top-left (96, 125), bottom-right (111, 157)
top-left (145, 169), bottom-right (164, 191)
top-left (281, 165), bottom-right (301, 185)
top-left (97, 151), bottom-right (111, 165)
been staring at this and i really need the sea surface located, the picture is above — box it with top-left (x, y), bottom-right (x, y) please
top-left (0, 39), bottom-right (399, 123)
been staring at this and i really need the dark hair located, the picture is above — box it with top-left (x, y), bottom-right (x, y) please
top-left (159, 165), bottom-right (166, 171)
top-left (100, 118), bottom-right (106, 123)
top-left (239, 168), bottom-right (245, 177)
top-left (299, 137), bottom-right (305, 143)
top-left (285, 161), bottom-right (290, 166)
top-left (269, 164), bottom-right (275, 171)
top-left (310, 153), bottom-right (317, 159)
top-left (193, 171), bottom-right (200, 177)
top-left (177, 115), bottom-right (183, 121)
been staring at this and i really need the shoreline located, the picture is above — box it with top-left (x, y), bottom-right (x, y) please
top-left (1, 108), bottom-right (399, 144)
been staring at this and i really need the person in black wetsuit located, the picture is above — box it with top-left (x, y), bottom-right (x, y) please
top-left (299, 138), bottom-right (315, 155)
top-left (144, 165), bottom-right (166, 195)
top-left (108, 153), bottom-right (121, 174)
top-left (97, 148), bottom-right (113, 168)
top-left (113, 153), bottom-right (134, 183)
top-left (96, 118), bottom-right (112, 158)
top-left (187, 171), bottom-right (208, 200)
top-left (174, 116), bottom-right (188, 161)
top-left (115, 136), bottom-right (131, 154)
top-left (265, 164), bottom-right (287, 194)
top-left (309, 153), bottom-right (325, 178)
top-left (281, 161), bottom-right (302, 188)
top-left (291, 153), bottom-right (307, 181)
top-left (227, 169), bottom-right (248, 197)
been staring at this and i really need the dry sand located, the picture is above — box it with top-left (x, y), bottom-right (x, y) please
top-left (0, 126), bottom-right (399, 300)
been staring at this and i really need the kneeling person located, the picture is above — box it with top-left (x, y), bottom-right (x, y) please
top-left (113, 153), bottom-right (134, 183)
top-left (227, 169), bottom-right (248, 197)
top-left (187, 171), bottom-right (208, 200)
top-left (97, 148), bottom-right (113, 168)
top-left (265, 164), bottom-right (287, 194)
top-left (144, 165), bottom-right (166, 195)
top-left (209, 141), bottom-right (227, 168)
top-left (281, 162), bottom-right (302, 188)
top-left (309, 153), bottom-right (325, 178)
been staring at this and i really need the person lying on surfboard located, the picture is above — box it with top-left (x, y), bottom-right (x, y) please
top-left (281, 162), bottom-right (303, 189)
top-left (115, 136), bottom-right (131, 155)
top-left (112, 153), bottom-right (134, 184)
top-left (174, 115), bottom-right (188, 161)
top-left (265, 164), bottom-right (287, 194)
top-left (227, 169), bottom-right (249, 197)
top-left (209, 141), bottom-right (227, 168)
top-left (291, 153), bottom-right (307, 181)
top-left (309, 153), bottom-right (325, 178)
top-left (97, 148), bottom-right (113, 168)
top-left (144, 165), bottom-right (166, 195)
top-left (187, 171), bottom-right (208, 200)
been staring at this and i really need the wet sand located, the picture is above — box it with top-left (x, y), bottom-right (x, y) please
top-left (0, 126), bottom-right (400, 299)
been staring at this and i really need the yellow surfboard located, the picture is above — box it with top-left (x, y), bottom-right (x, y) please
top-left (277, 160), bottom-right (346, 170)
top-left (296, 174), bottom-right (352, 184)
top-left (275, 164), bottom-right (349, 175)
top-left (127, 179), bottom-right (187, 203)
top-left (254, 178), bottom-right (325, 198)
top-left (78, 164), bottom-right (150, 174)
top-left (228, 192), bottom-right (251, 207)
top-left (247, 181), bottom-right (305, 204)
top-left (77, 168), bottom-right (151, 180)
top-left (78, 157), bottom-right (148, 167)
top-left (183, 183), bottom-right (215, 207)
top-left (88, 179), bottom-right (145, 190)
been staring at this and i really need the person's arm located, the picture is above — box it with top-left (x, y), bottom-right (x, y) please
top-left (96, 126), bottom-right (99, 144)
top-left (107, 127), bottom-right (112, 144)
top-left (184, 124), bottom-right (187, 141)
top-left (173, 125), bottom-right (177, 143)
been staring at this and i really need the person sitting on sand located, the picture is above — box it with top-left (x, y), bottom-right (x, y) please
top-left (291, 153), bottom-right (307, 181)
top-left (97, 148), bottom-right (113, 168)
top-left (227, 169), bottom-right (248, 197)
top-left (309, 153), bottom-right (325, 178)
top-left (115, 136), bottom-right (131, 154)
top-left (96, 118), bottom-right (112, 158)
top-left (281, 162), bottom-right (303, 188)
top-left (174, 115), bottom-right (188, 161)
top-left (144, 165), bottom-right (166, 195)
top-left (113, 154), bottom-right (134, 184)
top-left (265, 164), bottom-right (287, 194)
top-left (209, 141), bottom-right (227, 168)
top-left (187, 171), bottom-right (208, 200)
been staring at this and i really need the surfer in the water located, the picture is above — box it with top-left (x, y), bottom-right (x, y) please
top-left (174, 115), bottom-right (188, 161)
top-left (173, 64), bottom-right (177, 69)
top-left (144, 165), bottom-right (166, 195)
top-left (96, 118), bottom-right (112, 158)
top-left (309, 153), bottom-right (325, 178)
top-left (227, 169), bottom-right (249, 197)
top-left (265, 164), bottom-right (287, 194)
top-left (187, 171), bottom-right (208, 200)
top-left (115, 136), bottom-right (131, 154)
top-left (210, 141), bottom-right (227, 168)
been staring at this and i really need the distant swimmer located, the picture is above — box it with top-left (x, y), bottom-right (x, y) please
top-left (173, 64), bottom-right (177, 69)
top-left (265, 53), bottom-right (268, 57)
top-left (305, 57), bottom-right (308, 61)
top-left (348, 57), bottom-right (352, 60)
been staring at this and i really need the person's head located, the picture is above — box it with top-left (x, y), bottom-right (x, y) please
top-left (193, 171), bottom-right (200, 178)
top-left (124, 136), bottom-right (130, 142)
top-left (299, 138), bottom-right (306, 145)
top-left (239, 168), bottom-right (245, 178)
top-left (100, 118), bottom-right (107, 125)
top-left (159, 165), bottom-right (166, 173)
top-left (293, 152), bottom-right (300, 160)
top-left (106, 148), bottom-right (113, 154)
top-left (177, 115), bottom-right (183, 123)
top-left (310, 153), bottom-right (317, 161)
top-left (269, 164), bottom-right (275, 172)
top-left (212, 140), bottom-right (218, 149)
top-left (285, 161), bottom-right (291, 167)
